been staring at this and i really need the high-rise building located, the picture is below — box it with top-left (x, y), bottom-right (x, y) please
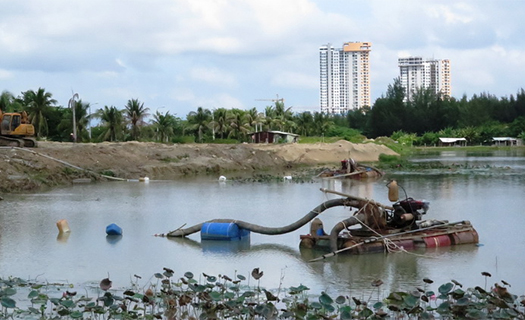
top-left (398, 57), bottom-right (451, 101)
top-left (320, 42), bottom-right (371, 114)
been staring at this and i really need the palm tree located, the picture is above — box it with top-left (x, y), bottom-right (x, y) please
top-left (74, 100), bottom-right (91, 142)
top-left (0, 91), bottom-right (16, 112)
top-left (274, 100), bottom-right (293, 119)
top-left (20, 88), bottom-right (57, 138)
top-left (244, 107), bottom-right (264, 132)
top-left (186, 107), bottom-right (212, 142)
top-left (209, 108), bottom-right (229, 140)
top-left (152, 110), bottom-right (176, 142)
top-left (227, 109), bottom-right (250, 140)
top-left (124, 99), bottom-right (149, 141)
top-left (312, 111), bottom-right (334, 137)
top-left (294, 112), bottom-right (314, 136)
top-left (96, 106), bottom-right (124, 141)
top-left (263, 106), bottom-right (276, 131)
top-left (57, 100), bottom-right (91, 142)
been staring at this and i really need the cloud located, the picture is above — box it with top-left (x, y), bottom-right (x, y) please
top-left (270, 71), bottom-right (318, 89)
top-left (189, 67), bottom-right (238, 88)
top-left (0, 70), bottom-right (13, 80)
top-left (1, 0), bottom-right (525, 119)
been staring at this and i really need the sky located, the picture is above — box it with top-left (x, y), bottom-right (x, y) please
top-left (1, 0), bottom-right (525, 120)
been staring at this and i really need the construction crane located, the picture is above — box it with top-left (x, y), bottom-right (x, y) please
top-left (255, 94), bottom-right (285, 103)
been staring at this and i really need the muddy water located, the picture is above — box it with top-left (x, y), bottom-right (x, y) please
top-left (1, 149), bottom-right (525, 298)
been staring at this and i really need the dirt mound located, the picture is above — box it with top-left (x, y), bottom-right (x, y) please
top-left (251, 140), bottom-right (397, 164)
top-left (0, 141), bottom-right (398, 193)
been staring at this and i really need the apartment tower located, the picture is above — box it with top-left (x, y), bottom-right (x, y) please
top-left (398, 57), bottom-right (451, 101)
top-left (320, 42), bottom-right (371, 114)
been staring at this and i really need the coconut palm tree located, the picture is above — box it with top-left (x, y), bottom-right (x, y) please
top-left (209, 108), bottom-right (229, 140)
top-left (124, 99), bottom-right (149, 141)
top-left (244, 107), bottom-right (264, 132)
top-left (96, 106), bottom-right (124, 142)
top-left (312, 111), bottom-right (334, 137)
top-left (57, 100), bottom-right (91, 142)
top-left (294, 111), bottom-right (314, 136)
top-left (227, 109), bottom-right (250, 140)
top-left (186, 107), bottom-right (212, 142)
top-left (263, 106), bottom-right (276, 131)
top-left (152, 110), bottom-right (176, 142)
top-left (0, 91), bottom-right (17, 112)
top-left (20, 88), bottom-right (57, 138)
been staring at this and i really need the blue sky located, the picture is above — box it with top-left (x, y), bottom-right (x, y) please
top-left (1, 0), bottom-right (524, 119)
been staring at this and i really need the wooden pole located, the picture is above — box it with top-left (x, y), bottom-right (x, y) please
top-left (319, 188), bottom-right (394, 210)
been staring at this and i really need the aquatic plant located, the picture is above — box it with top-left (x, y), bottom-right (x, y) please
top-left (1, 270), bottom-right (524, 319)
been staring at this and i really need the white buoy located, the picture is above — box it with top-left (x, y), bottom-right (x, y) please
top-left (219, 176), bottom-right (227, 181)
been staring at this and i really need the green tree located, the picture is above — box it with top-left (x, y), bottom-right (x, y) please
top-left (96, 106), bottom-right (124, 142)
top-left (457, 93), bottom-right (494, 128)
top-left (507, 116), bottom-right (525, 137)
top-left (0, 91), bottom-right (19, 112)
top-left (152, 110), bottom-right (178, 142)
top-left (227, 109), bottom-right (250, 140)
top-left (209, 108), bottom-right (229, 140)
top-left (346, 106), bottom-right (370, 134)
top-left (244, 107), bottom-right (264, 133)
top-left (293, 111), bottom-right (314, 136)
top-left (273, 101), bottom-right (295, 132)
top-left (368, 78), bottom-right (406, 137)
top-left (20, 88), bottom-right (57, 138)
top-left (407, 87), bottom-right (438, 134)
top-left (186, 107), bottom-right (212, 142)
top-left (312, 111), bottom-right (333, 137)
top-left (58, 100), bottom-right (91, 142)
top-left (263, 105), bottom-right (276, 130)
top-left (124, 99), bottom-right (149, 141)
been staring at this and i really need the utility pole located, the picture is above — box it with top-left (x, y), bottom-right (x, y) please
top-left (69, 93), bottom-right (79, 142)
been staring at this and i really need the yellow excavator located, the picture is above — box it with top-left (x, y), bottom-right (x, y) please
top-left (0, 109), bottom-right (38, 147)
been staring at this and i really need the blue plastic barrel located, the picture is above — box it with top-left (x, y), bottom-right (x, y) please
top-left (106, 223), bottom-right (123, 236)
top-left (201, 222), bottom-right (250, 241)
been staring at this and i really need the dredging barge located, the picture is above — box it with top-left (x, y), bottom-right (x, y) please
top-left (300, 182), bottom-right (478, 260)
top-left (163, 181), bottom-right (478, 259)
top-left (317, 158), bottom-right (383, 180)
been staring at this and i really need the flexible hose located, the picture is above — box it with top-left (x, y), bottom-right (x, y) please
top-left (328, 214), bottom-right (366, 252)
top-left (167, 198), bottom-right (354, 237)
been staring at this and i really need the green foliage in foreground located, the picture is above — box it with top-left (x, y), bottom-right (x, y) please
top-left (1, 269), bottom-right (524, 319)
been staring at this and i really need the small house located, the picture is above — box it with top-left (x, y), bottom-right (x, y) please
top-left (251, 131), bottom-right (299, 144)
top-left (438, 137), bottom-right (467, 147)
top-left (492, 137), bottom-right (521, 146)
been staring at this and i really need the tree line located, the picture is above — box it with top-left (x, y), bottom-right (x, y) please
top-left (1, 79), bottom-right (525, 145)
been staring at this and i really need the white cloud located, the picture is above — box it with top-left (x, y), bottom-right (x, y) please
top-left (0, 70), bottom-right (13, 80)
top-left (427, 4), bottom-right (474, 25)
top-left (190, 67), bottom-right (238, 88)
top-left (270, 71), bottom-right (318, 89)
top-left (171, 88), bottom-right (195, 102)
top-left (0, 0), bottom-right (524, 118)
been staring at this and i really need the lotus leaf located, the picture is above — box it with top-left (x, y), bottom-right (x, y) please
top-left (335, 295), bottom-right (346, 304)
top-left (438, 282), bottom-right (454, 294)
top-left (319, 292), bottom-right (333, 305)
top-left (1, 297), bottom-right (16, 308)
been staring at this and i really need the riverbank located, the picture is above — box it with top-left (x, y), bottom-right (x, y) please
top-left (0, 140), bottom-right (398, 193)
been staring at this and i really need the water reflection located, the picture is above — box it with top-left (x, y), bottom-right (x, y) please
top-left (56, 232), bottom-right (70, 243)
top-left (106, 235), bottom-right (123, 245)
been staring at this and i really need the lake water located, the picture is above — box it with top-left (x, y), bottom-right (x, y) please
top-left (1, 148), bottom-right (525, 299)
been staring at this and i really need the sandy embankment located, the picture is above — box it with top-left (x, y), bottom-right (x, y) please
top-left (0, 140), bottom-right (398, 192)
